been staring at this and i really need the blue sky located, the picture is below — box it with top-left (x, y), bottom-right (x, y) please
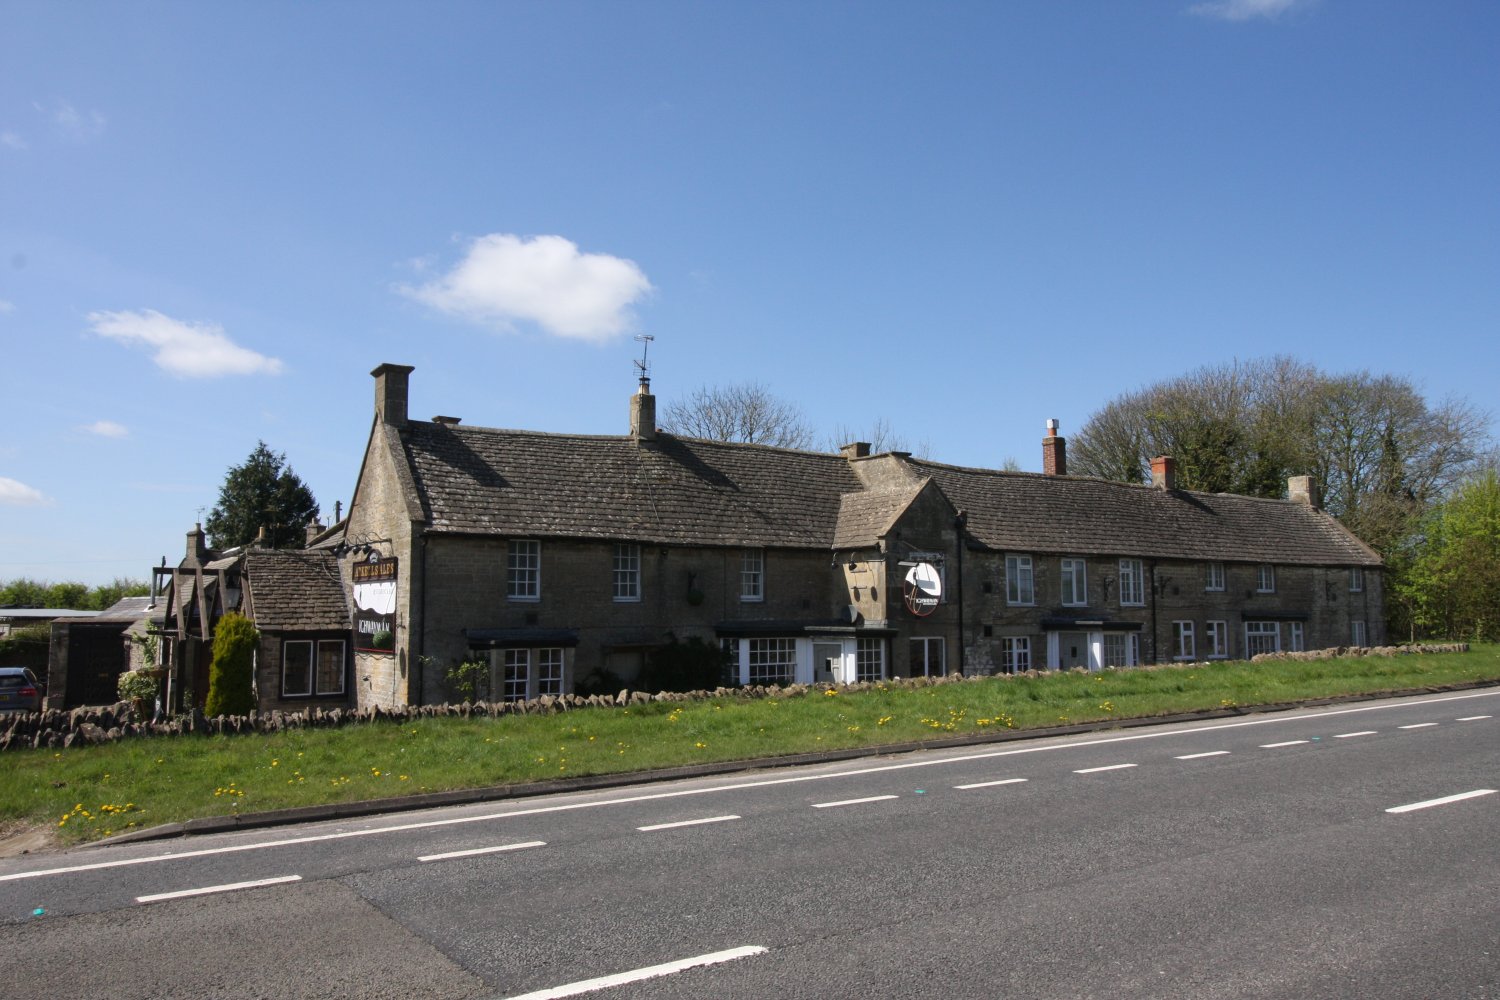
top-left (2, 0), bottom-right (1497, 587)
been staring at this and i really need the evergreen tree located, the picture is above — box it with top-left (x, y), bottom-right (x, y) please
top-left (203, 442), bottom-right (319, 549)
top-left (205, 611), bottom-right (258, 717)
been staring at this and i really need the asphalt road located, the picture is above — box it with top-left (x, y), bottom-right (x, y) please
top-left (2, 689), bottom-right (1496, 999)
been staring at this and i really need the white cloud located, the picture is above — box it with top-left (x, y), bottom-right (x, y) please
top-left (1, 131), bottom-right (26, 151)
top-left (404, 233), bottom-right (652, 342)
top-left (38, 99), bottom-right (106, 141)
top-left (0, 299), bottom-right (13, 314)
top-left (1188, 0), bottom-right (1305, 21)
top-left (0, 477), bottom-right (49, 506)
top-left (82, 420), bottom-right (129, 438)
top-left (88, 309), bottom-right (285, 378)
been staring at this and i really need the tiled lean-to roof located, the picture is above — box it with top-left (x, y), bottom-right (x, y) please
top-left (400, 422), bottom-right (864, 549)
top-left (389, 418), bottom-right (1380, 566)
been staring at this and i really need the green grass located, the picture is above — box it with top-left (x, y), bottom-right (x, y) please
top-left (4, 645), bottom-right (1497, 846)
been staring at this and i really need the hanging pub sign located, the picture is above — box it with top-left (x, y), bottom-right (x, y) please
top-left (903, 561), bottom-right (943, 617)
top-left (352, 554), bottom-right (398, 652)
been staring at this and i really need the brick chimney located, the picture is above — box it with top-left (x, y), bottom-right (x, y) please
top-left (1151, 455), bottom-right (1177, 490)
top-left (630, 378), bottom-right (656, 442)
top-left (372, 363), bottom-right (415, 429)
top-left (1288, 475), bottom-right (1321, 509)
top-left (1042, 419), bottom-right (1066, 476)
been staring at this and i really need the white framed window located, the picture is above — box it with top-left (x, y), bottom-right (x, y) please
top-left (1351, 620), bottom-right (1367, 647)
top-left (1257, 564), bottom-right (1276, 593)
top-left (1245, 621), bottom-right (1280, 656)
top-left (1349, 567), bottom-right (1364, 593)
top-left (1060, 558), bottom-right (1087, 606)
top-left (1001, 636), bottom-right (1030, 673)
top-left (910, 636), bottom-right (945, 677)
top-left (1005, 554), bottom-right (1034, 606)
top-left (1206, 562), bottom-right (1226, 592)
top-left (856, 638), bottom-right (886, 683)
top-left (613, 543), bottom-right (641, 602)
top-left (507, 539), bottom-right (540, 601)
top-left (1118, 559), bottom-right (1145, 607)
top-left (282, 639), bottom-right (345, 698)
top-left (1172, 621), bottom-right (1195, 660)
top-left (497, 647), bottom-right (566, 702)
top-left (740, 548), bottom-right (764, 603)
top-left (747, 637), bottom-right (795, 685)
top-left (1206, 621), bottom-right (1228, 659)
top-left (1290, 622), bottom-right (1304, 652)
top-left (1102, 633), bottom-right (1138, 668)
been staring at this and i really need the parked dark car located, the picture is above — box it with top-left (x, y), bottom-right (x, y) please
top-left (0, 666), bottom-right (44, 714)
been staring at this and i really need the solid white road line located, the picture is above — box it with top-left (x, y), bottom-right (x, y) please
top-left (10, 689), bottom-right (1497, 885)
top-left (1333, 731), bottom-right (1378, 738)
top-left (419, 841), bottom-right (547, 862)
top-left (1073, 763), bottom-right (1136, 774)
top-left (954, 778), bottom-right (1029, 790)
top-left (498, 945), bottom-right (768, 1000)
top-left (136, 874), bottom-right (301, 903)
top-left (1260, 740), bottom-right (1308, 748)
top-left (811, 795), bottom-right (898, 809)
top-left (1398, 723), bottom-right (1438, 730)
top-left (637, 815), bottom-right (740, 832)
top-left (1175, 751), bottom-right (1231, 760)
top-left (1385, 789), bottom-right (1497, 814)
top-left (1456, 715), bottom-right (1492, 721)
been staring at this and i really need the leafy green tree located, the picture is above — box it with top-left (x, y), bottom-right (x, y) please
top-left (203, 441), bottom-right (319, 549)
top-left (85, 578), bottom-right (151, 611)
top-left (1394, 471), bottom-right (1500, 641)
top-left (205, 611), bottom-right (258, 717)
top-left (0, 577), bottom-right (148, 610)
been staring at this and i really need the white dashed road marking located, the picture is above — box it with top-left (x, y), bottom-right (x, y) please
top-left (1175, 751), bottom-right (1231, 760)
top-left (637, 815), bottom-right (740, 832)
top-left (954, 778), bottom-right (1028, 790)
top-left (1385, 789), bottom-right (1496, 815)
top-left (419, 841), bottom-right (547, 862)
top-left (1074, 763), bottom-right (1136, 774)
top-left (1333, 731), bottom-right (1378, 738)
top-left (497, 945), bottom-right (769, 1000)
top-left (812, 795), bottom-right (898, 809)
top-left (1260, 740), bottom-right (1309, 748)
top-left (136, 874), bottom-right (301, 904)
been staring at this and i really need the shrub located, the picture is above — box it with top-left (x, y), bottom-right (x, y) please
top-left (205, 612), bottom-right (258, 717)
top-left (445, 659), bottom-right (489, 704)
top-left (117, 670), bottom-right (159, 703)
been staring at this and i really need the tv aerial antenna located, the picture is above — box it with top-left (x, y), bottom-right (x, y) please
top-left (633, 334), bottom-right (655, 390)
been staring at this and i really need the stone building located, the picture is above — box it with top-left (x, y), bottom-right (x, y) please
top-left (336, 363), bottom-right (1383, 710)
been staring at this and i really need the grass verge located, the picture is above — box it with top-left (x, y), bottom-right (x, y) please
top-left (3, 645), bottom-right (1497, 847)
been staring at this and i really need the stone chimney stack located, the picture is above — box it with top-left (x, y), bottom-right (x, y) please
top-left (187, 523), bottom-right (209, 564)
top-left (372, 363), bottom-right (415, 430)
top-left (840, 441), bottom-right (871, 460)
top-left (630, 378), bottom-right (656, 442)
top-left (305, 521), bottom-right (325, 545)
top-left (1288, 475), bottom-right (1321, 509)
top-left (1042, 419), bottom-right (1067, 476)
top-left (1151, 455), bottom-right (1177, 490)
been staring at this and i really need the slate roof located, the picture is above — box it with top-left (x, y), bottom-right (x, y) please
top-left (243, 550), bottom-right (349, 631)
top-left (832, 481), bottom-right (928, 549)
top-left (400, 423), bottom-right (864, 548)
top-left (388, 419), bottom-right (1380, 567)
top-left (907, 459), bottom-right (1382, 567)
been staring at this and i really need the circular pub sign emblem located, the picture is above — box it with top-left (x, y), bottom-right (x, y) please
top-left (903, 562), bottom-right (943, 617)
